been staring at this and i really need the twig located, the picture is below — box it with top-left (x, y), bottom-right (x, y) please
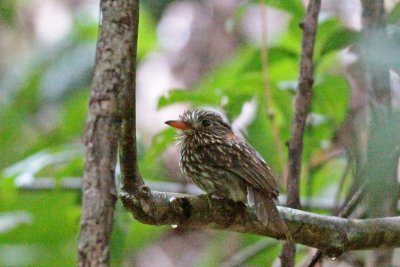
top-left (221, 239), bottom-right (277, 267)
top-left (281, 0), bottom-right (321, 265)
top-left (77, 1), bottom-right (139, 266)
top-left (337, 184), bottom-right (366, 218)
top-left (307, 184), bottom-right (366, 267)
top-left (334, 155), bottom-right (352, 212)
top-left (258, 0), bottom-right (285, 172)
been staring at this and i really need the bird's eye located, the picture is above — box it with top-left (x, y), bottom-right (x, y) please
top-left (201, 119), bottom-right (211, 127)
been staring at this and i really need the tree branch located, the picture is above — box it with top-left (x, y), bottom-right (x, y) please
top-left (78, 0), bottom-right (139, 266)
top-left (120, 190), bottom-right (400, 255)
top-left (281, 0), bottom-right (321, 265)
top-left (20, 177), bottom-right (375, 211)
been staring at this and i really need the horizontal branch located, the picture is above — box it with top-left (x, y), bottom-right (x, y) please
top-left (17, 177), bottom-right (387, 211)
top-left (120, 189), bottom-right (400, 257)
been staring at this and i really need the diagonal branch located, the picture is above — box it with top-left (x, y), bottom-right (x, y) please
top-left (281, 0), bottom-right (321, 265)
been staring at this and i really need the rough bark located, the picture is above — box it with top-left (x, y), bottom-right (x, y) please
top-left (281, 0), bottom-right (321, 265)
top-left (78, 0), bottom-right (139, 266)
top-left (120, 190), bottom-right (400, 255)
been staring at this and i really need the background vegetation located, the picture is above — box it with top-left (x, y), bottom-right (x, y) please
top-left (1, 0), bottom-right (400, 266)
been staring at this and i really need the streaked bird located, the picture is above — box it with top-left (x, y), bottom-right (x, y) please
top-left (165, 109), bottom-right (291, 240)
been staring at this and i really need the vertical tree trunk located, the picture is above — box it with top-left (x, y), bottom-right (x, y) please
top-left (78, 0), bottom-right (140, 266)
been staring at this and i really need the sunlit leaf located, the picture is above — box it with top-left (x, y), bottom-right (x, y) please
top-left (138, 7), bottom-right (158, 60)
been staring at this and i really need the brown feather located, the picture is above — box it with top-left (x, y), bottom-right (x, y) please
top-left (168, 109), bottom-right (291, 241)
top-left (248, 187), bottom-right (292, 242)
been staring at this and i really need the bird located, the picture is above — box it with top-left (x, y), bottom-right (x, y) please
top-left (165, 109), bottom-right (291, 240)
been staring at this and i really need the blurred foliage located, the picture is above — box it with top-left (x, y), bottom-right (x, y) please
top-left (0, 0), bottom-right (365, 266)
top-left (0, 3), bottom-right (159, 266)
top-left (0, 0), bottom-right (17, 25)
top-left (158, 16), bottom-right (350, 175)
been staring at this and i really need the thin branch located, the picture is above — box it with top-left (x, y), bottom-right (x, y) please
top-left (221, 239), bottom-right (277, 267)
top-left (120, 189), bottom-right (400, 254)
top-left (281, 0), bottom-right (321, 265)
top-left (78, 1), bottom-right (139, 266)
top-left (334, 155), bottom-right (352, 212)
top-left (337, 184), bottom-right (366, 218)
top-left (286, 0), bottom-right (321, 212)
top-left (259, 0), bottom-right (285, 172)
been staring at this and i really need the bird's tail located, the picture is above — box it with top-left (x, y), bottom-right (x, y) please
top-left (248, 187), bottom-right (293, 242)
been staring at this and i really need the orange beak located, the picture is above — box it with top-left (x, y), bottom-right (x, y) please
top-left (165, 120), bottom-right (191, 130)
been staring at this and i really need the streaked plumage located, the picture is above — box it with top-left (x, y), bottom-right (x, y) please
top-left (166, 109), bottom-right (291, 239)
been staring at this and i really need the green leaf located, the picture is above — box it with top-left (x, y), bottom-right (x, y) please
top-left (301, 75), bottom-right (349, 162)
top-left (389, 3), bottom-right (400, 24)
top-left (253, 0), bottom-right (304, 18)
top-left (143, 129), bottom-right (175, 163)
top-left (302, 157), bottom-right (348, 198)
top-left (246, 96), bottom-right (280, 172)
top-left (158, 89), bottom-right (221, 109)
top-left (0, 0), bottom-right (16, 25)
top-left (138, 7), bottom-right (158, 60)
top-left (0, 191), bottom-right (80, 266)
top-left (320, 28), bottom-right (360, 56)
top-left (313, 75), bottom-right (349, 126)
top-left (139, 128), bottom-right (175, 181)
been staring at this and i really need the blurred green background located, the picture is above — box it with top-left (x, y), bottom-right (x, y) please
top-left (1, 0), bottom-right (400, 266)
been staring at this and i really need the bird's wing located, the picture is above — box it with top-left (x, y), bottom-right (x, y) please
top-left (196, 138), bottom-right (279, 198)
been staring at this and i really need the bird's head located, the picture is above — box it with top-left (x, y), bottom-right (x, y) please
top-left (165, 109), bottom-right (232, 140)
